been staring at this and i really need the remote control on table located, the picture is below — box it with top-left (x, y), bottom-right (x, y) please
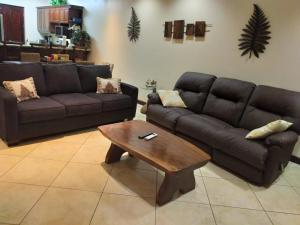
top-left (138, 132), bottom-right (154, 139)
top-left (144, 133), bottom-right (158, 141)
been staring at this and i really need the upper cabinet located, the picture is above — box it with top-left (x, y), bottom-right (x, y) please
top-left (0, 4), bottom-right (25, 44)
top-left (37, 5), bottom-right (83, 37)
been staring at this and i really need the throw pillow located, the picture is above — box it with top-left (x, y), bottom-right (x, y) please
top-left (246, 120), bottom-right (293, 139)
top-left (96, 77), bottom-right (122, 94)
top-left (157, 90), bottom-right (187, 108)
top-left (3, 77), bottom-right (40, 102)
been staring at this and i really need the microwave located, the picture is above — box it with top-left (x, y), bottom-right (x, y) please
top-left (55, 25), bottom-right (68, 37)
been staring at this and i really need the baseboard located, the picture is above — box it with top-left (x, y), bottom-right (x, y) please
top-left (291, 155), bottom-right (300, 165)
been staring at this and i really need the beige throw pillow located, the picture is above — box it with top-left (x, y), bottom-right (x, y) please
top-left (96, 77), bottom-right (122, 94)
top-left (157, 90), bottom-right (186, 108)
top-left (246, 120), bottom-right (293, 139)
top-left (3, 77), bottom-right (39, 103)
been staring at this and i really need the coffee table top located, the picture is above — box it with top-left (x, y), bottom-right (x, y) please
top-left (98, 120), bottom-right (211, 173)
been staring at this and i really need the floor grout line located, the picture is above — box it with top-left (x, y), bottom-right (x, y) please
top-left (201, 175), bottom-right (218, 225)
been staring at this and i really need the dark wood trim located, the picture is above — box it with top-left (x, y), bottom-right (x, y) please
top-left (291, 155), bottom-right (300, 165)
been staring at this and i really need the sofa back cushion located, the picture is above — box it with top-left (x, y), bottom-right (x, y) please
top-left (240, 85), bottom-right (300, 134)
top-left (202, 78), bottom-right (255, 126)
top-left (0, 62), bottom-right (47, 96)
top-left (43, 64), bottom-right (82, 95)
top-left (174, 72), bottom-right (216, 113)
top-left (77, 65), bottom-right (112, 93)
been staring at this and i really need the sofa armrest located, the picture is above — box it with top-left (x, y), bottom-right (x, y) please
top-left (121, 83), bottom-right (138, 119)
top-left (265, 131), bottom-right (298, 149)
top-left (0, 87), bottom-right (18, 144)
top-left (147, 92), bottom-right (162, 105)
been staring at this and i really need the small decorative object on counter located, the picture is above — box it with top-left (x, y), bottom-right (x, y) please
top-left (145, 79), bottom-right (157, 90)
top-left (71, 29), bottom-right (91, 49)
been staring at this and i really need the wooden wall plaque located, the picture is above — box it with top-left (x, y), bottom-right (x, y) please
top-left (164, 21), bottom-right (173, 38)
top-left (195, 21), bottom-right (206, 37)
top-left (173, 20), bottom-right (185, 39)
top-left (186, 24), bottom-right (195, 36)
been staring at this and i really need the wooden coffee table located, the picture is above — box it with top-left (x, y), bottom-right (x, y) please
top-left (98, 120), bottom-right (211, 205)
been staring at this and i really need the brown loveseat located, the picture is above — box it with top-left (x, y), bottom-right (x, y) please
top-left (0, 63), bottom-right (138, 145)
top-left (147, 72), bottom-right (300, 187)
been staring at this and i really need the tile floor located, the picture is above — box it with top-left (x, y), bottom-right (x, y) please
top-left (0, 105), bottom-right (299, 225)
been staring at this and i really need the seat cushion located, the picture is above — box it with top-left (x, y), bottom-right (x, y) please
top-left (50, 93), bottom-right (102, 116)
top-left (77, 65), bottom-right (112, 93)
top-left (0, 63), bottom-right (47, 96)
top-left (43, 64), bottom-right (82, 95)
top-left (147, 104), bottom-right (194, 130)
top-left (18, 97), bottom-right (65, 124)
top-left (176, 114), bottom-right (232, 147)
top-left (213, 128), bottom-right (268, 170)
top-left (86, 93), bottom-right (131, 112)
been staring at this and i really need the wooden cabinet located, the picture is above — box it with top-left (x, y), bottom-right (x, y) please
top-left (37, 5), bottom-right (83, 36)
top-left (0, 4), bottom-right (24, 43)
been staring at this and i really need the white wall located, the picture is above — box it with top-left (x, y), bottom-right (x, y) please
top-left (3, 0), bottom-right (300, 157)
top-left (0, 0), bottom-right (48, 41)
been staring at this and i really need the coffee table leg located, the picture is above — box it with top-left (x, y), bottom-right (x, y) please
top-left (105, 144), bottom-right (126, 164)
top-left (157, 170), bottom-right (195, 205)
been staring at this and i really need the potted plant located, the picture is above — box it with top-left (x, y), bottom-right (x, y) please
top-left (70, 26), bottom-right (91, 49)
top-left (50, 0), bottom-right (67, 6)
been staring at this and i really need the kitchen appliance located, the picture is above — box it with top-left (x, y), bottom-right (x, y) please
top-left (55, 25), bottom-right (68, 37)
top-left (0, 14), bottom-right (4, 42)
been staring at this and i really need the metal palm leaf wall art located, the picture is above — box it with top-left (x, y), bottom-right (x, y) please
top-left (128, 7), bottom-right (141, 43)
top-left (239, 4), bottom-right (271, 58)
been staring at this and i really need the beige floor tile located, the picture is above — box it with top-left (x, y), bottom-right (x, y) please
top-left (21, 187), bottom-right (99, 225)
top-left (83, 131), bottom-right (111, 147)
top-left (212, 205), bottom-right (272, 225)
top-left (267, 212), bottom-right (300, 225)
top-left (0, 182), bottom-right (46, 224)
top-left (157, 173), bottom-right (209, 204)
top-left (0, 155), bottom-right (23, 177)
top-left (203, 177), bottom-right (261, 210)
top-left (52, 163), bottom-right (111, 192)
top-left (91, 193), bottom-right (155, 225)
top-left (0, 142), bottom-right (39, 157)
top-left (1, 157), bottom-right (66, 186)
top-left (28, 142), bottom-right (81, 161)
top-left (283, 162), bottom-right (300, 187)
top-left (251, 184), bottom-right (300, 214)
top-left (104, 166), bottom-right (157, 198)
top-left (71, 144), bottom-right (109, 164)
top-left (273, 175), bottom-right (290, 186)
top-left (49, 130), bottom-right (92, 145)
top-left (156, 201), bottom-right (215, 225)
top-left (200, 162), bottom-right (241, 181)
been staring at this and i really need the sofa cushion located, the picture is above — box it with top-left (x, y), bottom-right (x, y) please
top-left (77, 65), bottom-right (112, 93)
top-left (0, 63), bottom-right (47, 96)
top-left (147, 104), bottom-right (194, 130)
top-left (18, 97), bottom-right (65, 124)
top-left (213, 127), bottom-right (268, 170)
top-left (50, 93), bottom-right (102, 116)
top-left (43, 64), bottom-right (82, 95)
top-left (176, 114), bottom-right (232, 147)
top-left (240, 85), bottom-right (300, 134)
top-left (174, 72), bottom-right (216, 113)
top-left (86, 93), bottom-right (131, 112)
top-left (202, 77), bottom-right (255, 126)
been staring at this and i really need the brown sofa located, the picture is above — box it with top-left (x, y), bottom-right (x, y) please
top-left (0, 63), bottom-right (138, 145)
top-left (146, 72), bottom-right (300, 187)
